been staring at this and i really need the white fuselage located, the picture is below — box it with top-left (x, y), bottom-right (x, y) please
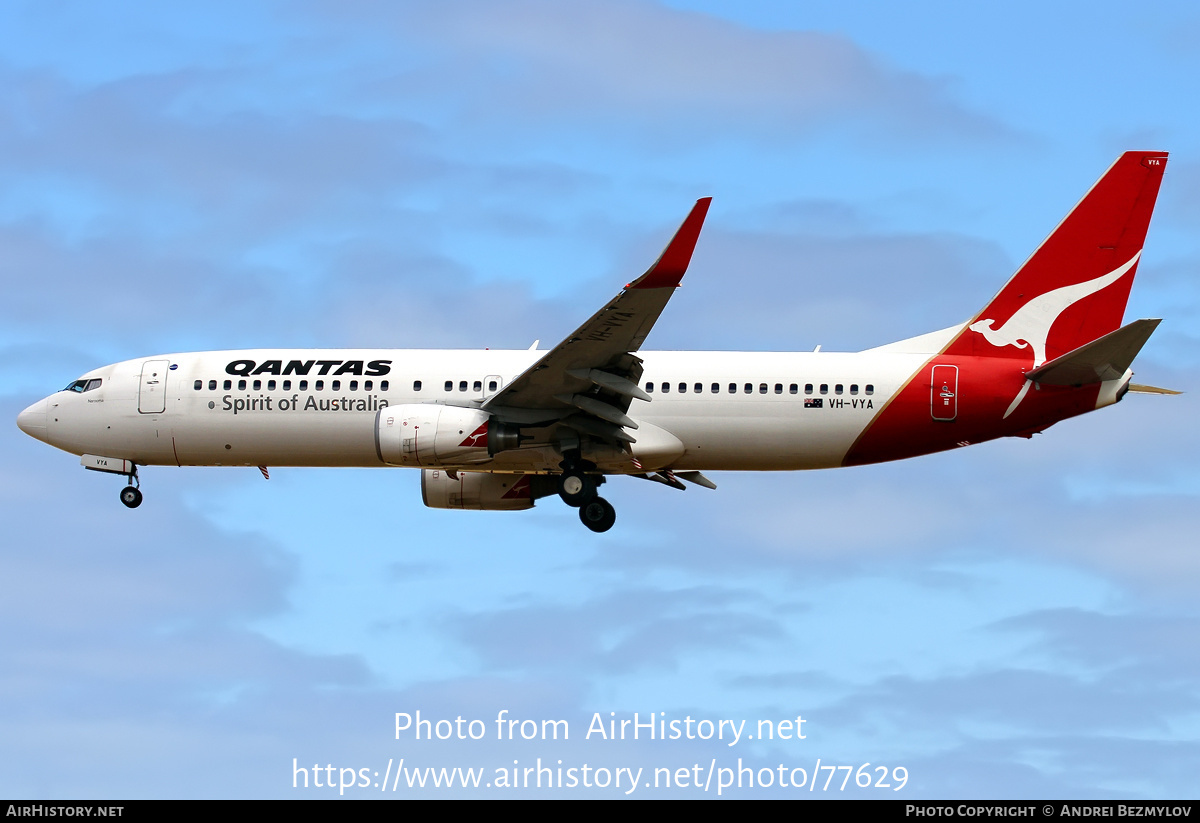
top-left (24, 347), bottom-right (931, 475)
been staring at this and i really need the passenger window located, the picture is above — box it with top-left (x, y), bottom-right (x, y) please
top-left (789, 384), bottom-right (798, 394)
top-left (819, 384), bottom-right (828, 395)
top-left (253, 380), bottom-right (261, 391)
top-left (458, 381), bottom-right (467, 392)
top-left (381, 381), bottom-right (389, 391)
top-left (744, 383), bottom-right (752, 394)
top-left (678, 382), bottom-right (687, 393)
top-left (238, 380), bottom-right (247, 391)
top-left (694, 383), bottom-right (702, 393)
top-left (444, 380), bottom-right (453, 392)
top-left (194, 380), bottom-right (202, 391)
top-left (268, 380), bottom-right (276, 391)
top-left (332, 380), bottom-right (341, 391)
top-left (365, 380), bottom-right (373, 391)
top-left (661, 382), bottom-right (670, 393)
top-left (804, 383), bottom-right (813, 395)
top-left (208, 380), bottom-right (217, 391)
top-left (865, 384), bottom-right (874, 395)
top-left (729, 383), bottom-right (737, 394)
top-left (473, 380), bottom-right (482, 392)
top-left (759, 383), bottom-right (767, 394)
top-left (835, 384), bottom-right (843, 395)
top-left (645, 382), bottom-right (654, 392)
top-left (315, 380), bottom-right (324, 390)
top-left (224, 380), bottom-right (232, 390)
top-left (349, 380), bottom-right (358, 391)
top-left (774, 383), bottom-right (783, 394)
top-left (413, 380), bottom-right (422, 392)
top-left (711, 383), bottom-right (719, 394)
top-left (283, 380), bottom-right (291, 390)
top-left (299, 380), bottom-right (308, 391)
top-left (488, 380), bottom-right (497, 391)
top-left (850, 384), bottom-right (858, 395)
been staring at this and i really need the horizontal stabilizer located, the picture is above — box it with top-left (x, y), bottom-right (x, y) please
top-left (1026, 318), bottom-right (1161, 386)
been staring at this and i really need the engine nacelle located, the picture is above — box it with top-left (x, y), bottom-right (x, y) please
top-left (376, 404), bottom-right (522, 467)
top-left (421, 470), bottom-right (537, 511)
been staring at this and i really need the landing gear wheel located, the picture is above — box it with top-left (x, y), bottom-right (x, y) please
top-left (120, 486), bottom-right (143, 509)
top-left (557, 470), bottom-right (595, 507)
top-left (578, 496), bottom-right (616, 533)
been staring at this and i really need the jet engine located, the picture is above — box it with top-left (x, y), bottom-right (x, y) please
top-left (375, 405), bottom-right (521, 467)
top-left (421, 470), bottom-right (555, 510)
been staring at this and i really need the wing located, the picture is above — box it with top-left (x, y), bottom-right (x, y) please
top-left (484, 198), bottom-right (711, 443)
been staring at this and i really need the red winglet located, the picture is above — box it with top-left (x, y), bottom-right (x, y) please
top-left (629, 197), bottom-right (712, 289)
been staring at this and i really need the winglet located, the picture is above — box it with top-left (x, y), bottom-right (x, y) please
top-left (629, 197), bottom-right (712, 290)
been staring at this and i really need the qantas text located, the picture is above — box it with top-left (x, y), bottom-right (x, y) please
top-left (224, 359), bottom-right (392, 377)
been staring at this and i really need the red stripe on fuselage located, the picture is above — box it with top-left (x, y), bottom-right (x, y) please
top-left (843, 356), bottom-right (1101, 466)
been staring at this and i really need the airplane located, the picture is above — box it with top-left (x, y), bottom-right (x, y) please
top-left (16, 151), bottom-right (1174, 533)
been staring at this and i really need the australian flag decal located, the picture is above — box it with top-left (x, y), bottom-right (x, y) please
top-left (804, 398), bottom-right (823, 409)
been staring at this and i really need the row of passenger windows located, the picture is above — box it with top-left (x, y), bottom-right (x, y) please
top-left (645, 381), bottom-right (874, 396)
top-left (197, 377), bottom-right (501, 393)
top-left (196, 379), bottom-right (390, 392)
top-left (195, 376), bottom-right (874, 397)
top-left (417, 379), bottom-right (499, 393)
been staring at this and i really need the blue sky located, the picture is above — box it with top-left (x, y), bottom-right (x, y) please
top-left (3, 0), bottom-right (1199, 798)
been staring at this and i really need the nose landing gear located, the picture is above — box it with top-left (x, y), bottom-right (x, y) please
top-left (119, 464), bottom-right (142, 509)
top-left (120, 485), bottom-right (143, 508)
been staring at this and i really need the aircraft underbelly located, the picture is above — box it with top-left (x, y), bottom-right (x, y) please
top-left (646, 410), bottom-right (862, 471)
top-left (172, 410), bottom-right (379, 466)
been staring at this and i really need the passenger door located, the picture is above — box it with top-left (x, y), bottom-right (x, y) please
top-left (138, 360), bottom-right (170, 414)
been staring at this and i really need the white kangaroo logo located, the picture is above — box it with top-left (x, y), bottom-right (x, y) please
top-left (969, 251), bottom-right (1140, 418)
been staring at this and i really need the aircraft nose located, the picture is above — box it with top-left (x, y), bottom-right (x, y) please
top-left (16, 398), bottom-right (48, 439)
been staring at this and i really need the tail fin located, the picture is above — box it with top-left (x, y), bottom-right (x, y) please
top-left (946, 151), bottom-right (1167, 367)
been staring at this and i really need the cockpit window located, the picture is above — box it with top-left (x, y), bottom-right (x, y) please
top-left (63, 378), bottom-right (102, 393)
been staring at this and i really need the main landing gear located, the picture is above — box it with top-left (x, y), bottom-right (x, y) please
top-left (557, 454), bottom-right (615, 533)
top-left (119, 465), bottom-right (142, 509)
top-left (578, 496), bottom-right (616, 533)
